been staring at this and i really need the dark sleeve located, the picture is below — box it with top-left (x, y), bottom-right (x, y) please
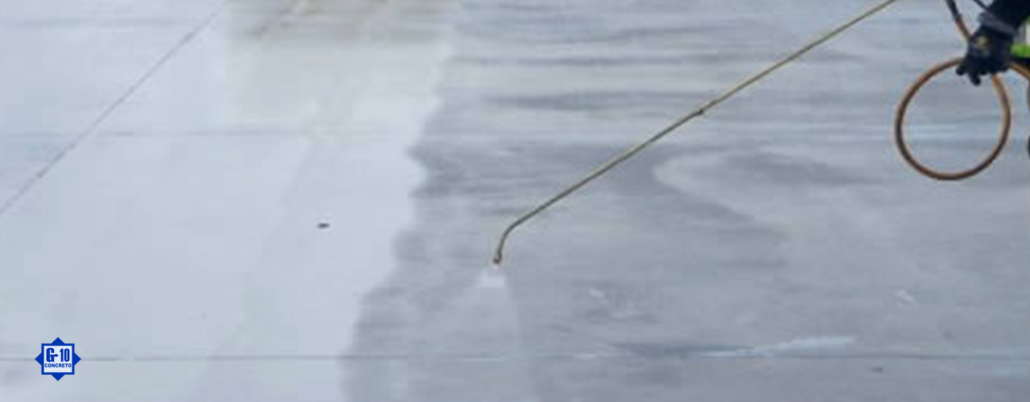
top-left (988, 0), bottom-right (1030, 28)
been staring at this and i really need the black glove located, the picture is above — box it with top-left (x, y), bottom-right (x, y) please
top-left (956, 26), bottom-right (1014, 86)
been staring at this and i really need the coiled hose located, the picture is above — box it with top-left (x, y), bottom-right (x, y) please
top-left (894, 0), bottom-right (1030, 181)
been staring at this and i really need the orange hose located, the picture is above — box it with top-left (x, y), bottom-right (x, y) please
top-left (894, 58), bottom-right (1012, 181)
top-left (893, 1), bottom-right (1030, 181)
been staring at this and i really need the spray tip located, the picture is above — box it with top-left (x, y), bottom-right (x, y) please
top-left (475, 267), bottom-right (508, 289)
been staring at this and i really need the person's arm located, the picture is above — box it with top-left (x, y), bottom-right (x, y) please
top-left (986, 0), bottom-right (1030, 30)
top-left (956, 0), bottom-right (1030, 85)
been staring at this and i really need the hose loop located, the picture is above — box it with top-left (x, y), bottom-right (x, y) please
top-left (894, 0), bottom-right (1030, 181)
top-left (894, 58), bottom-right (1012, 181)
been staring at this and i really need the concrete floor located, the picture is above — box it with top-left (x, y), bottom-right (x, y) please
top-left (1, 0), bottom-right (1028, 401)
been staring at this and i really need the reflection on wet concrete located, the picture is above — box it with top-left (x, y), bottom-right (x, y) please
top-left (1, 0), bottom-right (450, 401)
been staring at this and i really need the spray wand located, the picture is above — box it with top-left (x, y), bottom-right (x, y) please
top-left (492, 0), bottom-right (904, 265)
top-left (493, 0), bottom-right (1030, 265)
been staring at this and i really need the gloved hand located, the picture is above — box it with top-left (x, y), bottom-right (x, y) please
top-left (956, 26), bottom-right (1014, 86)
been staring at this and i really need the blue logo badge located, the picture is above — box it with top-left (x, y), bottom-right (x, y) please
top-left (35, 338), bottom-right (80, 381)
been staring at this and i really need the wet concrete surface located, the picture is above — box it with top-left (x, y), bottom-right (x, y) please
top-left (2, 0), bottom-right (1029, 401)
top-left (2, 0), bottom-right (446, 400)
top-left (346, 0), bottom-right (1030, 401)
